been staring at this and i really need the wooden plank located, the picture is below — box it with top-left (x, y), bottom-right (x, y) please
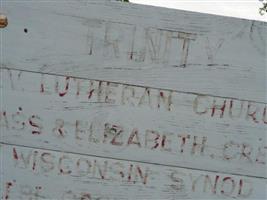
top-left (1, 144), bottom-right (266, 200)
top-left (1, 69), bottom-right (266, 178)
top-left (2, 0), bottom-right (266, 102)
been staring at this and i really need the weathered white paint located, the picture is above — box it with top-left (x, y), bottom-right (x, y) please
top-left (2, 0), bottom-right (266, 102)
top-left (1, 144), bottom-right (267, 200)
top-left (1, 69), bottom-right (266, 178)
top-left (1, 1), bottom-right (266, 199)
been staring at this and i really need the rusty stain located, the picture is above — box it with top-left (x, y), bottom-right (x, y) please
top-left (13, 148), bottom-right (18, 160)
top-left (5, 182), bottom-right (13, 200)
top-left (40, 83), bottom-right (44, 93)
top-left (211, 100), bottom-right (226, 118)
top-left (0, 14), bottom-right (8, 28)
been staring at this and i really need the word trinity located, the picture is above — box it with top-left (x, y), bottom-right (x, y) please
top-left (2, 145), bottom-right (264, 199)
top-left (3, 69), bottom-right (267, 125)
top-left (86, 19), bottom-right (197, 67)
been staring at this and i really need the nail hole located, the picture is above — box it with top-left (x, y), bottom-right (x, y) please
top-left (24, 28), bottom-right (28, 33)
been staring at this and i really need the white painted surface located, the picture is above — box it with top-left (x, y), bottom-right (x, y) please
top-left (0, 0), bottom-right (266, 199)
top-left (2, 0), bottom-right (266, 102)
top-left (1, 69), bottom-right (266, 178)
top-left (1, 144), bottom-right (267, 200)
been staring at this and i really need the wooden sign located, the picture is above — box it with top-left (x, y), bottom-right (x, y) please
top-left (0, 0), bottom-right (266, 199)
top-left (1, 144), bottom-right (267, 199)
top-left (1, 68), bottom-right (266, 179)
top-left (2, 1), bottom-right (267, 102)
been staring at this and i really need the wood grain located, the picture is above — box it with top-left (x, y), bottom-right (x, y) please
top-left (1, 144), bottom-right (266, 200)
top-left (1, 1), bottom-right (266, 199)
top-left (2, 0), bottom-right (266, 102)
top-left (1, 69), bottom-right (266, 178)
